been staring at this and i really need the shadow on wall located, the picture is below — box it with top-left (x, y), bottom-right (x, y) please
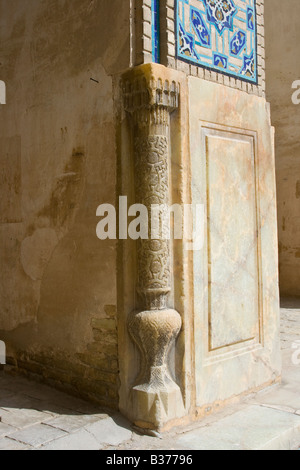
top-left (264, 0), bottom-right (300, 297)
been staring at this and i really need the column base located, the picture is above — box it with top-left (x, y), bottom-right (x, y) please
top-left (128, 308), bottom-right (185, 430)
top-left (131, 368), bottom-right (185, 430)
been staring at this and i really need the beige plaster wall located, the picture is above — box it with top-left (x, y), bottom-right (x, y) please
top-left (0, 0), bottom-right (131, 407)
top-left (265, 0), bottom-right (300, 297)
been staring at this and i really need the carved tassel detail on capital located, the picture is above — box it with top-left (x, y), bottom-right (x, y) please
top-left (123, 65), bottom-right (184, 430)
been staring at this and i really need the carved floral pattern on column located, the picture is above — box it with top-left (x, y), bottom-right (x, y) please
top-left (134, 134), bottom-right (171, 309)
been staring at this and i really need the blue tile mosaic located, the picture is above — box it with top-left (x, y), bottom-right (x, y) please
top-left (176, 0), bottom-right (258, 83)
top-left (152, 0), bottom-right (160, 63)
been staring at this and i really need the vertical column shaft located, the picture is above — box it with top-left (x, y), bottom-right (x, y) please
top-left (122, 66), bottom-right (184, 430)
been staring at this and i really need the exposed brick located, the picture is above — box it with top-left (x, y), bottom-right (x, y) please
top-left (87, 342), bottom-right (118, 357)
top-left (141, 4), bottom-right (152, 23)
top-left (77, 353), bottom-right (118, 373)
top-left (166, 6), bottom-right (175, 19)
top-left (91, 318), bottom-right (116, 331)
top-left (166, 18), bottom-right (175, 33)
top-left (92, 329), bottom-right (117, 344)
top-left (190, 65), bottom-right (198, 77)
top-left (223, 75), bottom-right (230, 87)
top-left (197, 67), bottom-right (205, 79)
top-left (166, 0), bottom-right (175, 8)
top-left (210, 71), bottom-right (217, 82)
top-left (167, 31), bottom-right (175, 45)
top-left (85, 367), bottom-right (119, 385)
top-left (143, 21), bottom-right (152, 39)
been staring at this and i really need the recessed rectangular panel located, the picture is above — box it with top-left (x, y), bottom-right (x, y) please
top-left (205, 130), bottom-right (259, 351)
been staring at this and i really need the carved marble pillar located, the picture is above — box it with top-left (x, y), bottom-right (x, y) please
top-left (122, 66), bottom-right (185, 430)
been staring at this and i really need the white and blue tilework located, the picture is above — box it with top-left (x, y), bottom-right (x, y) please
top-left (176, 0), bottom-right (257, 83)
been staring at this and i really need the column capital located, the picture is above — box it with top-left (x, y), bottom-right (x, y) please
top-left (122, 64), bottom-right (180, 118)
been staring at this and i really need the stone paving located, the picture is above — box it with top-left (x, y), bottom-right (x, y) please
top-left (0, 374), bottom-right (133, 450)
top-left (0, 299), bottom-right (300, 450)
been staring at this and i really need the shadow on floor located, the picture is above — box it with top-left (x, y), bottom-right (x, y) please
top-left (281, 297), bottom-right (300, 309)
top-left (0, 370), bottom-right (114, 418)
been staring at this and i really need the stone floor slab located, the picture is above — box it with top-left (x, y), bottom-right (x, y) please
top-left (0, 422), bottom-right (17, 438)
top-left (0, 408), bottom-right (53, 429)
top-left (0, 437), bottom-right (30, 450)
top-left (252, 388), bottom-right (300, 413)
top-left (44, 413), bottom-right (108, 433)
top-left (9, 423), bottom-right (67, 448)
top-left (84, 416), bottom-right (133, 446)
top-left (40, 429), bottom-right (104, 450)
top-left (176, 405), bottom-right (300, 450)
